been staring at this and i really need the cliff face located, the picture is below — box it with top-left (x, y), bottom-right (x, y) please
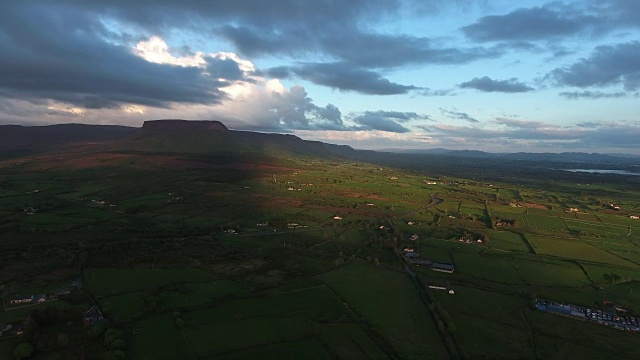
top-left (140, 120), bottom-right (228, 134)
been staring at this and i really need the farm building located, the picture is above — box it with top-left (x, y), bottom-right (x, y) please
top-left (0, 323), bottom-right (11, 336)
top-left (33, 294), bottom-right (47, 303)
top-left (83, 305), bottom-right (107, 325)
top-left (431, 262), bottom-right (455, 273)
top-left (408, 259), bottom-right (433, 267)
top-left (9, 295), bottom-right (33, 305)
top-left (53, 287), bottom-right (73, 297)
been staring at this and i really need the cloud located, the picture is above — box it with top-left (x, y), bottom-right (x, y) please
top-left (577, 122), bottom-right (640, 147)
top-left (417, 118), bottom-right (640, 151)
top-left (459, 76), bottom-right (534, 93)
top-left (317, 32), bottom-right (502, 68)
top-left (421, 88), bottom-right (456, 96)
top-left (495, 117), bottom-right (547, 129)
top-left (593, 0), bottom-right (640, 28)
top-left (462, 5), bottom-right (600, 42)
top-left (270, 63), bottom-right (420, 95)
top-left (360, 111), bottom-right (430, 122)
top-left (548, 41), bottom-right (640, 90)
top-left (0, 7), bottom-right (240, 109)
top-left (347, 111), bottom-right (432, 133)
top-left (559, 91), bottom-right (628, 99)
top-left (351, 115), bottom-right (411, 133)
top-left (440, 108), bottom-right (479, 123)
top-left (26, 1), bottom-right (502, 69)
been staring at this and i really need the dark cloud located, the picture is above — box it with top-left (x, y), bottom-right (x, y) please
top-left (559, 91), bottom-right (628, 99)
top-left (548, 41), bottom-right (640, 90)
top-left (361, 111), bottom-right (430, 122)
top-left (204, 56), bottom-right (245, 80)
top-left (440, 108), bottom-right (479, 123)
top-left (351, 112), bottom-right (411, 133)
top-left (318, 32), bottom-right (502, 68)
top-left (262, 86), bottom-right (347, 131)
top-left (459, 76), bottom-right (534, 93)
top-left (272, 63), bottom-right (420, 95)
top-left (462, 5), bottom-right (600, 42)
top-left (48, 1), bottom-right (501, 68)
top-left (0, 4), bottom-right (254, 109)
top-left (345, 110), bottom-right (432, 133)
top-left (0, 1), bottom-right (507, 108)
top-left (265, 66), bottom-right (291, 79)
top-left (593, 0), bottom-right (640, 28)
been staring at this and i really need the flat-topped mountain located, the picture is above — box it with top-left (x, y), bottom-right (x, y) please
top-left (119, 119), bottom-right (352, 158)
top-left (139, 119), bottom-right (229, 134)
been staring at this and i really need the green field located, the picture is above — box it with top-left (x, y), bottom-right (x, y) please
top-left (318, 263), bottom-right (449, 359)
top-left (525, 235), bottom-right (634, 265)
top-left (3, 140), bottom-right (640, 359)
top-left (513, 258), bottom-right (590, 287)
top-left (85, 268), bottom-right (219, 296)
top-left (129, 314), bottom-right (190, 359)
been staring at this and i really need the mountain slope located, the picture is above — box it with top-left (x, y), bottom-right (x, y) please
top-left (0, 123), bottom-right (136, 151)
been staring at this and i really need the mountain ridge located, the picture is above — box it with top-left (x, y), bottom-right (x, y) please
top-left (1, 120), bottom-right (639, 163)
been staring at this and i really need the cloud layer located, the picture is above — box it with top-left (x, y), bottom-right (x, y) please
top-left (459, 76), bottom-right (534, 93)
top-left (0, 1), bottom-right (639, 154)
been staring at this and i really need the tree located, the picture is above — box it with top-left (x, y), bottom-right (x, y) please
top-left (88, 324), bottom-right (105, 339)
top-left (57, 333), bottom-right (69, 348)
top-left (175, 318), bottom-right (185, 328)
top-left (447, 322), bottom-right (457, 334)
top-left (13, 342), bottom-right (34, 360)
top-left (109, 339), bottom-right (126, 350)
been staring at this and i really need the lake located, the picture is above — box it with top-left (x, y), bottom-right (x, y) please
top-left (561, 169), bottom-right (640, 176)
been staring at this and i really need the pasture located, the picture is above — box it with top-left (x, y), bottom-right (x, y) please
top-left (318, 263), bottom-right (449, 359)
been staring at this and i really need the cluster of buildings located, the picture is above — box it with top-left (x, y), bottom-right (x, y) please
top-left (402, 248), bottom-right (455, 273)
top-left (535, 299), bottom-right (640, 332)
top-left (0, 322), bottom-right (23, 339)
top-left (287, 222), bottom-right (307, 229)
top-left (7, 285), bottom-right (75, 307)
top-left (9, 294), bottom-right (48, 305)
top-left (83, 305), bottom-right (107, 325)
top-left (458, 236), bottom-right (484, 244)
top-left (425, 280), bottom-right (455, 295)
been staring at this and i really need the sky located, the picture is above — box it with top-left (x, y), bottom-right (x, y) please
top-left (1, 0), bottom-right (639, 154)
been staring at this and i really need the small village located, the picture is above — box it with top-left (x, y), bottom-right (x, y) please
top-left (402, 248), bottom-right (456, 273)
top-left (535, 299), bottom-right (640, 333)
top-left (0, 280), bottom-right (107, 340)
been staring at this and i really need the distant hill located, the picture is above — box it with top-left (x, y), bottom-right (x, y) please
top-left (2, 120), bottom-right (638, 170)
top-left (382, 148), bottom-right (640, 164)
top-left (0, 123), bottom-right (136, 151)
